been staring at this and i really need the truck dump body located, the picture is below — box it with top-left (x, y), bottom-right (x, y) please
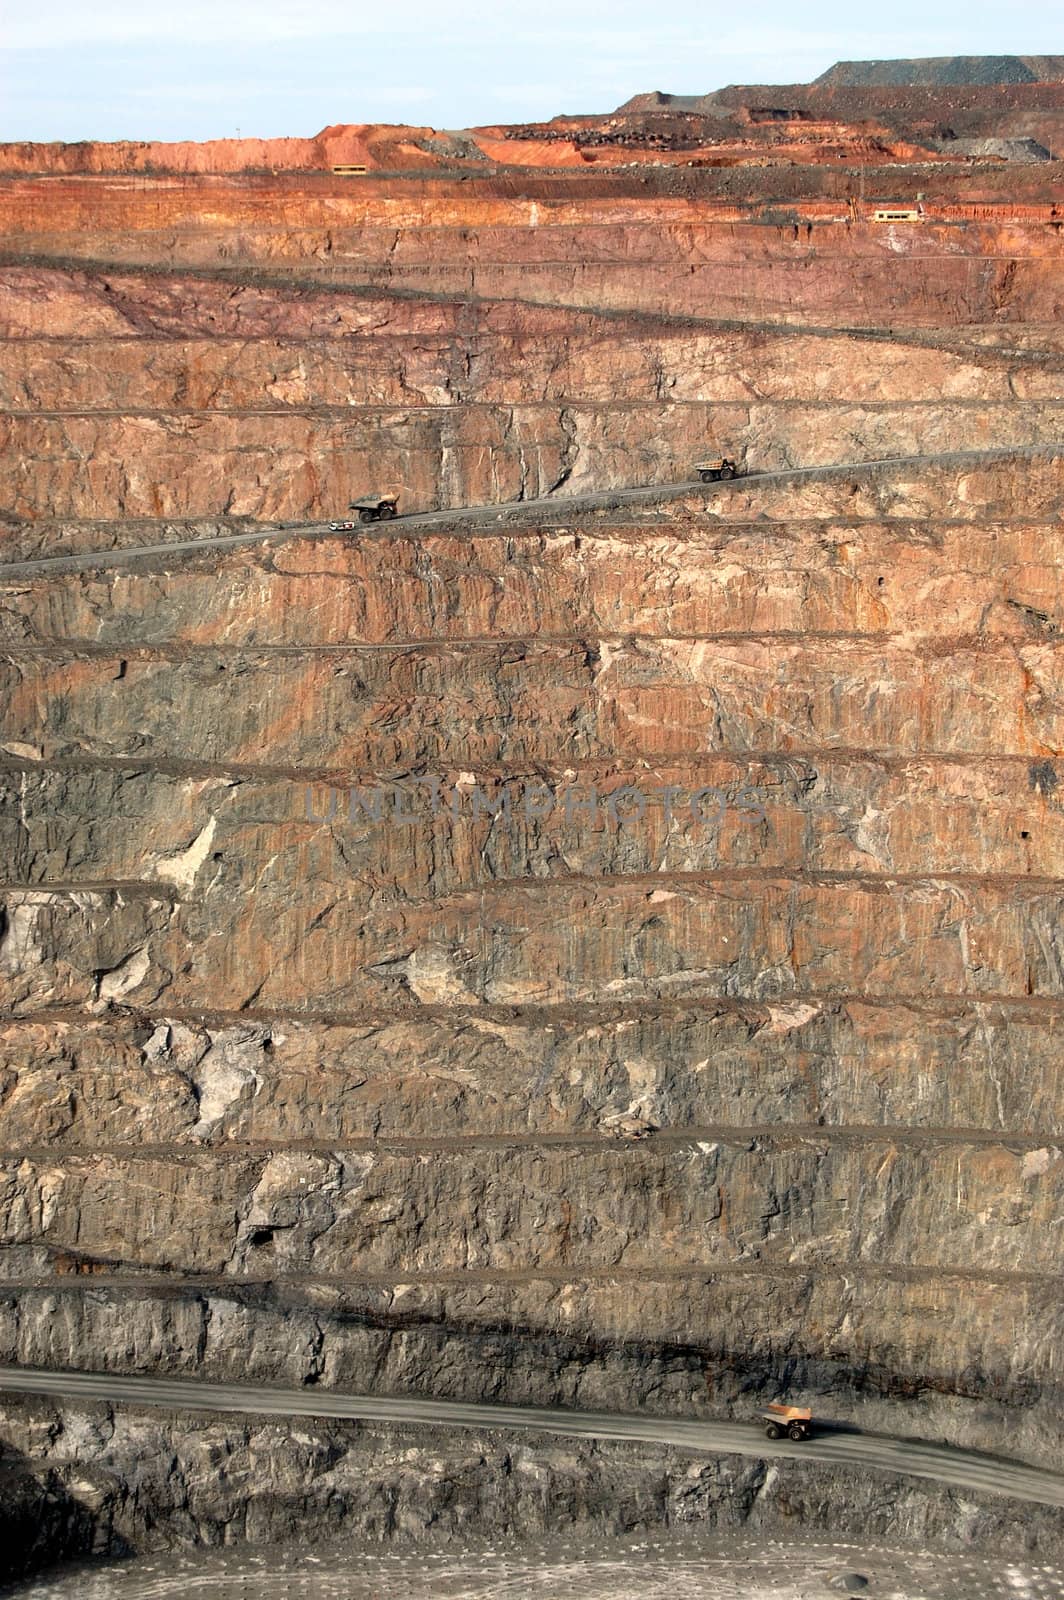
top-left (760, 1402), bottom-right (813, 1440)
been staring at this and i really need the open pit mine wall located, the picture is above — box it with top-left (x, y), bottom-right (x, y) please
top-left (1, 150), bottom-right (1063, 1558)
top-left (0, 166), bottom-right (1062, 525)
top-left (2, 453), bottom-right (1064, 1470)
top-left (0, 165), bottom-right (1061, 511)
top-left (1, 262), bottom-right (1063, 525)
top-left (4, 1398), bottom-right (1064, 1578)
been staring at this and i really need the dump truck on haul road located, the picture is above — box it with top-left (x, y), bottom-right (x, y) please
top-left (349, 494), bottom-right (399, 523)
top-left (760, 1402), bottom-right (813, 1441)
top-left (693, 456), bottom-right (738, 482)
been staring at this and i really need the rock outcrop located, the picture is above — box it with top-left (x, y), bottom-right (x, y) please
top-left (5, 1390), bottom-right (1064, 1585)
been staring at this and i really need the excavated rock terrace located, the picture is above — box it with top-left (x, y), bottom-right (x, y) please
top-left (0, 76), bottom-right (1063, 1580)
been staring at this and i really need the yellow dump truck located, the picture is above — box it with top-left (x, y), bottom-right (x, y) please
top-left (349, 494), bottom-right (399, 523)
top-left (693, 457), bottom-right (738, 482)
top-left (760, 1402), bottom-right (813, 1441)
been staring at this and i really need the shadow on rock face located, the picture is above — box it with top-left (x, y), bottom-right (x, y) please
top-left (0, 1433), bottom-right (131, 1586)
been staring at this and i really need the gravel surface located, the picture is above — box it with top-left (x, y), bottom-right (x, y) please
top-left (5, 1532), bottom-right (1064, 1599)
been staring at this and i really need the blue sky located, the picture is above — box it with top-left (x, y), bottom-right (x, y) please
top-left (1, 0), bottom-right (1059, 143)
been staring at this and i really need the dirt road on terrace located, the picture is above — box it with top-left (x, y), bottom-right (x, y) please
top-left (0, 447), bottom-right (1050, 579)
top-left (2, 1365), bottom-right (1063, 1509)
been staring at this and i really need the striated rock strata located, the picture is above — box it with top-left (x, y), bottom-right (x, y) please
top-left (0, 80), bottom-right (1063, 1569)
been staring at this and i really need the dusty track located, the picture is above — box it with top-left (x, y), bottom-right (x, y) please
top-left (0, 447), bottom-right (1055, 579)
top-left (1, 1365), bottom-right (1062, 1508)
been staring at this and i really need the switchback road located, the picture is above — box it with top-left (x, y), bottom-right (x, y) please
top-left (1, 1365), bottom-right (1062, 1509)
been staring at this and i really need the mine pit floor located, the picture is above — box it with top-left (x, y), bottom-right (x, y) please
top-left (5, 1533), bottom-right (1064, 1600)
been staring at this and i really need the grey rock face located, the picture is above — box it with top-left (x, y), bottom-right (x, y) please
top-left (2, 1395), bottom-right (1064, 1582)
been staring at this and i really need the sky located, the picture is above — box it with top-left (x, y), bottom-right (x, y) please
top-left (0, 0), bottom-right (1060, 143)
